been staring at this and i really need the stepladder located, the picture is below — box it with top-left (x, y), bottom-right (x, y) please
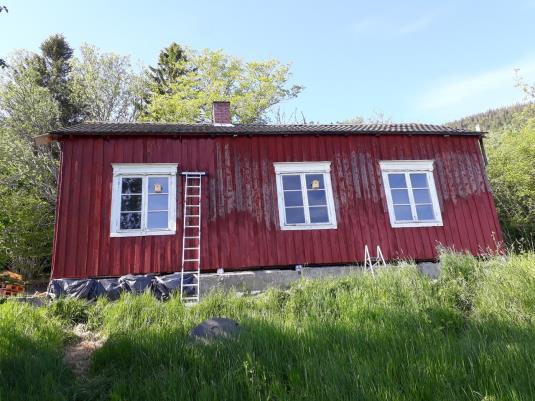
top-left (364, 245), bottom-right (386, 275)
top-left (180, 172), bottom-right (206, 302)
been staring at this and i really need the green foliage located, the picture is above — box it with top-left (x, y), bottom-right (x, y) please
top-left (46, 297), bottom-right (91, 326)
top-left (70, 44), bottom-right (144, 122)
top-left (0, 37), bottom-right (144, 276)
top-left (29, 34), bottom-right (81, 126)
top-left (141, 47), bottom-right (303, 124)
top-left (148, 42), bottom-right (190, 95)
top-left (3, 253), bottom-right (535, 401)
top-left (486, 110), bottom-right (535, 247)
top-left (437, 251), bottom-right (483, 313)
top-left (0, 57), bottom-right (59, 275)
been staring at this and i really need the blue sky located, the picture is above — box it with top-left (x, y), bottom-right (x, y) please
top-left (1, 0), bottom-right (534, 124)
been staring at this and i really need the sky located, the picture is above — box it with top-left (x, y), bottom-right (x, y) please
top-left (1, 0), bottom-right (534, 124)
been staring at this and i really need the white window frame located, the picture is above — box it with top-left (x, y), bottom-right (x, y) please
top-left (110, 163), bottom-right (178, 237)
top-left (274, 162), bottom-right (337, 230)
top-left (380, 160), bottom-right (443, 228)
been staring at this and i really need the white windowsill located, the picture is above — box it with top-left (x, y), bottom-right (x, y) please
top-left (280, 224), bottom-right (338, 231)
top-left (110, 229), bottom-right (176, 238)
top-left (390, 221), bottom-right (443, 228)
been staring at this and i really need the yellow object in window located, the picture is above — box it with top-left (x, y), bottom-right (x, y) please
top-left (311, 180), bottom-right (320, 189)
top-left (154, 183), bottom-right (162, 193)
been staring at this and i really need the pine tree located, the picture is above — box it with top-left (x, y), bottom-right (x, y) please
top-left (31, 34), bottom-right (83, 125)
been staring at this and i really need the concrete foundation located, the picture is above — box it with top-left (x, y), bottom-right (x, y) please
top-left (200, 265), bottom-right (366, 296)
top-left (200, 262), bottom-right (442, 296)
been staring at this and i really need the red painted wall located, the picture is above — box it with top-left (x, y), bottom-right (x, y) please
top-left (51, 134), bottom-right (502, 278)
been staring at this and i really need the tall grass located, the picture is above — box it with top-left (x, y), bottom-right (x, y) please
top-left (0, 302), bottom-right (73, 401)
top-left (1, 252), bottom-right (534, 401)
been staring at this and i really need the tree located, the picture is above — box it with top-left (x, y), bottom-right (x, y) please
top-left (148, 42), bottom-right (190, 95)
top-left (0, 54), bottom-right (60, 276)
top-left (135, 42), bottom-right (190, 116)
top-left (30, 34), bottom-right (81, 125)
top-left (70, 44), bottom-right (144, 122)
top-left (487, 115), bottom-right (535, 248)
top-left (0, 6), bottom-right (7, 69)
top-left (140, 48), bottom-right (303, 124)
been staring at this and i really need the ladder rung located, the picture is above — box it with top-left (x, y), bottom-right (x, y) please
top-left (186, 205), bottom-right (200, 207)
top-left (183, 259), bottom-right (200, 262)
top-left (186, 195), bottom-right (201, 197)
top-left (183, 247), bottom-right (200, 250)
top-left (184, 215), bottom-right (200, 218)
top-left (184, 236), bottom-right (200, 239)
top-left (185, 225), bottom-right (200, 228)
top-left (182, 283), bottom-right (199, 287)
top-left (187, 185), bottom-right (201, 188)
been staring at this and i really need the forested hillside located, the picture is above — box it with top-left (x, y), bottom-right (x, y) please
top-left (447, 99), bottom-right (535, 249)
top-left (447, 103), bottom-right (528, 132)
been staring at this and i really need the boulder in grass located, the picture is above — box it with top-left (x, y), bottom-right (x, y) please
top-left (189, 318), bottom-right (240, 344)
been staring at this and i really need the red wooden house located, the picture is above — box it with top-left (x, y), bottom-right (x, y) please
top-left (39, 101), bottom-right (502, 280)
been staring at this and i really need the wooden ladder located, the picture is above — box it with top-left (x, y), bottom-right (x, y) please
top-left (180, 172), bottom-right (206, 302)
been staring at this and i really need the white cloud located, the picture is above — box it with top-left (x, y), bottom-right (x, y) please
top-left (349, 12), bottom-right (438, 38)
top-left (417, 57), bottom-right (535, 111)
top-left (397, 14), bottom-right (437, 35)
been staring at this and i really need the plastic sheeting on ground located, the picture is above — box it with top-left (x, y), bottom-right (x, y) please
top-left (47, 272), bottom-right (195, 301)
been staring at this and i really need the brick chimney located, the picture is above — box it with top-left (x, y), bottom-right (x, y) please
top-left (212, 101), bottom-right (232, 125)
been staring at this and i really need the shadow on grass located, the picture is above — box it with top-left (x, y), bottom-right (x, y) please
top-left (0, 329), bottom-right (74, 401)
top-left (74, 308), bottom-right (535, 401)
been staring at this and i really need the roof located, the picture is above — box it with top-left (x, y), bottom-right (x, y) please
top-left (48, 122), bottom-right (483, 137)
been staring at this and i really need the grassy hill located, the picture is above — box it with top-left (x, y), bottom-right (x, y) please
top-left (1, 251), bottom-right (534, 401)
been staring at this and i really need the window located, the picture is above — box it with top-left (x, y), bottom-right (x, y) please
top-left (110, 164), bottom-right (177, 237)
top-left (380, 160), bottom-right (442, 228)
top-left (274, 162), bottom-right (337, 230)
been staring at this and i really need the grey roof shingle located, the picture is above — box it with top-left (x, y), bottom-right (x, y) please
top-left (49, 122), bottom-right (483, 137)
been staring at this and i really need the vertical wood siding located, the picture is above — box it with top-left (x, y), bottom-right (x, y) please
top-left (51, 134), bottom-right (502, 278)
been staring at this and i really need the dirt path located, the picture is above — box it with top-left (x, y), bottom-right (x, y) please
top-left (64, 324), bottom-right (106, 376)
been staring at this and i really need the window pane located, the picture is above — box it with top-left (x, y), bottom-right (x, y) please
top-left (282, 175), bottom-right (301, 190)
top-left (121, 194), bottom-right (142, 212)
top-left (307, 190), bottom-right (327, 206)
top-left (309, 206), bottom-right (330, 223)
top-left (388, 174), bottom-right (406, 189)
top-left (416, 205), bottom-right (435, 221)
top-left (393, 205), bottom-right (413, 221)
top-left (148, 177), bottom-right (168, 194)
top-left (148, 194), bottom-right (168, 211)
top-left (147, 211), bottom-right (168, 229)
top-left (285, 207), bottom-right (305, 224)
top-left (410, 173), bottom-right (428, 188)
top-left (413, 188), bottom-right (431, 204)
top-left (305, 174), bottom-right (325, 190)
top-left (120, 212), bottom-right (141, 229)
top-left (391, 189), bottom-right (409, 204)
top-left (122, 177), bottom-right (142, 194)
top-left (284, 191), bottom-right (304, 207)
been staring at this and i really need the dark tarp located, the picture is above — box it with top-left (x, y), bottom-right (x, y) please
top-left (48, 273), bottom-right (195, 301)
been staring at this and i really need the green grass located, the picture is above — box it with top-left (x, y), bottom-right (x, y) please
top-left (1, 252), bottom-right (535, 401)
